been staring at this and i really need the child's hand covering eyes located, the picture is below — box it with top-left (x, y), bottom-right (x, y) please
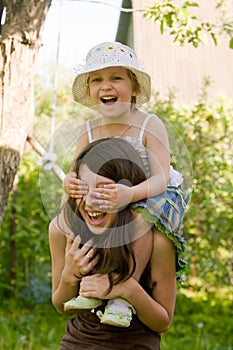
top-left (63, 171), bottom-right (88, 198)
top-left (90, 183), bottom-right (134, 211)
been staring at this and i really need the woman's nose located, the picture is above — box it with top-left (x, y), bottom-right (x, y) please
top-left (83, 191), bottom-right (93, 207)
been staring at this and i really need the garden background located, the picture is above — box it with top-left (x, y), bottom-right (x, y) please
top-left (0, 72), bottom-right (232, 349)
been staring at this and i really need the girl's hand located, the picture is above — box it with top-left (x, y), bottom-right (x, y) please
top-left (63, 172), bottom-right (88, 198)
top-left (79, 274), bottom-right (123, 299)
top-left (61, 235), bottom-right (98, 283)
top-left (91, 184), bottom-right (133, 211)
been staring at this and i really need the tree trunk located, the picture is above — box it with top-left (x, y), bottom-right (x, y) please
top-left (0, 0), bottom-right (52, 226)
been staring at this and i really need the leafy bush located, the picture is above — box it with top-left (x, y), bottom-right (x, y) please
top-left (0, 153), bottom-right (51, 302)
top-left (0, 300), bottom-right (68, 350)
top-left (0, 294), bottom-right (232, 350)
top-left (149, 95), bottom-right (233, 290)
top-left (0, 83), bottom-right (232, 349)
top-left (161, 293), bottom-right (233, 350)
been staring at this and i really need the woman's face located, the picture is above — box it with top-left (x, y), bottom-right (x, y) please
top-left (77, 164), bottom-right (117, 235)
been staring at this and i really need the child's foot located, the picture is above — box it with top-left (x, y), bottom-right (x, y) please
top-left (64, 295), bottom-right (103, 312)
top-left (96, 297), bottom-right (135, 327)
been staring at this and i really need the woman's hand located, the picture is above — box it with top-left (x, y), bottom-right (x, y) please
top-left (79, 274), bottom-right (128, 299)
top-left (63, 172), bottom-right (88, 198)
top-left (90, 184), bottom-right (134, 211)
top-left (79, 274), bottom-right (124, 300)
top-left (61, 235), bottom-right (98, 284)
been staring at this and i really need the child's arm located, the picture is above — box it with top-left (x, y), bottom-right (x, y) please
top-left (63, 125), bottom-right (89, 198)
top-left (91, 116), bottom-right (170, 209)
top-left (132, 115), bottom-right (170, 201)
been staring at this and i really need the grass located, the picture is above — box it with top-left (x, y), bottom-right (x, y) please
top-left (0, 292), bottom-right (232, 350)
top-left (0, 301), bottom-right (68, 350)
top-left (161, 292), bottom-right (233, 350)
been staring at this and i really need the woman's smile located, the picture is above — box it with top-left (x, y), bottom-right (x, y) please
top-left (87, 210), bottom-right (106, 225)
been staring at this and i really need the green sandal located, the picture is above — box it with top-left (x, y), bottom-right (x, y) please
top-left (96, 297), bottom-right (136, 327)
top-left (64, 295), bottom-right (103, 312)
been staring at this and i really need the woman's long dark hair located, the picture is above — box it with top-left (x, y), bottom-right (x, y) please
top-left (60, 137), bottom-right (147, 291)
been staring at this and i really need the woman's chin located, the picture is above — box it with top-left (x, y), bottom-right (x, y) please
top-left (86, 223), bottom-right (107, 235)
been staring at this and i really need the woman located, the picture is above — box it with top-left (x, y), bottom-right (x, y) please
top-left (49, 138), bottom-right (177, 349)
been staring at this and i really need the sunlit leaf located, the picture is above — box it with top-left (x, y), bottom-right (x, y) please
top-left (229, 37), bottom-right (233, 49)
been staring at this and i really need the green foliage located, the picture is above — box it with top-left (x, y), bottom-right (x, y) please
top-left (34, 73), bottom-right (80, 149)
top-left (0, 152), bottom-right (51, 302)
top-left (0, 293), bottom-right (232, 349)
top-left (0, 72), bottom-right (232, 348)
top-left (230, 36), bottom-right (233, 48)
top-left (0, 300), bottom-right (69, 350)
top-left (145, 0), bottom-right (233, 48)
top-left (149, 92), bottom-right (233, 290)
top-left (161, 293), bottom-right (233, 349)
top-left (1, 80), bottom-right (232, 300)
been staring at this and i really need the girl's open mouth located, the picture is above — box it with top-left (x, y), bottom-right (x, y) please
top-left (88, 211), bottom-right (106, 226)
top-left (100, 96), bottom-right (117, 104)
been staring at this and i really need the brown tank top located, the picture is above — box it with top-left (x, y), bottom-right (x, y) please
top-left (59, 308), bottom-right (161, 350)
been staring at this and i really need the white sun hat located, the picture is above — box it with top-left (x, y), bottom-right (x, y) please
top-left (72, 42), bottom-right (151, 107)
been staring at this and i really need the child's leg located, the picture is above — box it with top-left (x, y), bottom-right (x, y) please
top-left (64, 295), bottom-right (102, 312)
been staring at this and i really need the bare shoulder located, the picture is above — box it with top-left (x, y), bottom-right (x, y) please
top-left (146, 114), bottom-right (166, 131)
top-left (152, 230), bottom-right (175, 256)
top-left (76, 117), bottom-right (101, 149)
top-left (143, 114), bottom-right (169, 147)
top-left (49, 217), bottom-right (67, 241)
top-left (135, 111), bottom-right (165, 131)
top-left (151, 230), bottom-right (176, 268)
top-left (48, 217), bottom-right (68, 261)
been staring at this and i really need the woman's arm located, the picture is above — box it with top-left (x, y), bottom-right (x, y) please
top-left (79, 229), bottom-right (176, 333)
top-left (125, 229), bottom-right (176, 332)
top-left (49, 218), bottom-right (98, 315)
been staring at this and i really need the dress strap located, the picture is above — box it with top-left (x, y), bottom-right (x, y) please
top-left (138, 114), bottom-right (154, 143)
top-left (86, 119), bottom-right (93, 143)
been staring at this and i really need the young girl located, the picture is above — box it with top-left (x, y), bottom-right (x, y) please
top-left (49, 138), bottom-right (177, 349)
top-left (62, 42), bottom-right (189, 324)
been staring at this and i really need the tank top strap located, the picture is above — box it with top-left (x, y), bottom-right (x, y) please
top-left (86, 119), bottom-right (93, 143)
top-left (138, 114), bottom-right (154, 143)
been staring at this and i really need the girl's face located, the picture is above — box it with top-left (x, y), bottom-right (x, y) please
top-left (88, 67), bottom-right (137, 117)
top-left (78, 164), bottom-right (117, 235)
